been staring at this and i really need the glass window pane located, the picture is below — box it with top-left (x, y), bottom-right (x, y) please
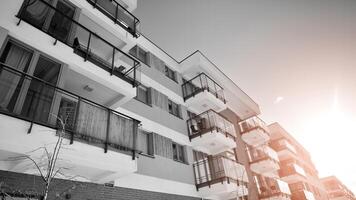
top-left (0, 41), bottom-right (33, 112)
top-left (48, 0), bottom-right (75, 42)
top-left (21, 56), bottom-right (61, 123)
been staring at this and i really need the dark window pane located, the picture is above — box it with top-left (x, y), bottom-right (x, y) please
top-left (136, 85), bottom-right (148, 104)
top-left (48, 0), bottom-right (75, 42)
top-left (20, 0), bottom-right (52, 29)
top-left (137, 130), bottom-right (152, 155)
top-left (0, 41), bottom-right (33, 112)
top-left (21, 56), bottom-right (61, 123)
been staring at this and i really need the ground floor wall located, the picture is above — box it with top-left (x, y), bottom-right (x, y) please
top-left (0, 170), bottom-right (201, 200)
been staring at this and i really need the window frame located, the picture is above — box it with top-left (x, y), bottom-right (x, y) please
top-left (164, 65), bottom-right (177, 82)
top-left (172, 142), bottom-right (186, 163)
top-left (135, 84), bottom-right (151, 106)
top-left (137, 129), bottom-right (154, 157)
top-left (168, 99), bottom-right (181, 118)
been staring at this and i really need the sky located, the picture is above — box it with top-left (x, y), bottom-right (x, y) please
top-left (134, 0), bottom-right (356, 193)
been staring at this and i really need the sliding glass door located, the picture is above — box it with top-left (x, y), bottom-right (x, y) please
top-left (0, 40), bottom-right (62, 124)
top-left (0, 41), bottom-right (33, 112)
top-left (21, 55), bottom-right (61, 123)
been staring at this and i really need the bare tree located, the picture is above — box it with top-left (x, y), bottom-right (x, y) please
top-left (1, 114), bottom-right (68, 200)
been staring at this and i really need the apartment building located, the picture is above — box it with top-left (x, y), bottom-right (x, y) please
top-left (0, 0), bottom-right (268, 199)
top-left (321, 176), bottom-right (356, 200)
top-left (269, 123), bottom-right (329, 200)
top-left (238, 117), bottom-right (292, 200)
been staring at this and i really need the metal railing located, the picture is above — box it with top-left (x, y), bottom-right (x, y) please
top-left (182, 73), bottom-right (226, 103)
top-left (17, 0), bottom-right (140, 87)
top-left (0, 63), bottom-right (140, 159)
top-left (248, 145), bottom-right (279, 164)
top-left (193, 155), bottom-right (248, 189)
top-left (239, 116), bottom-right (270, 135)
top-left (187, 109), bottom-right (236, 140)
top-left (87, 0), bottom-right (140, 38)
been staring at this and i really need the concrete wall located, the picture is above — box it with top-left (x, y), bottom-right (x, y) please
top-left (122, 98), bottom-right (188, 136)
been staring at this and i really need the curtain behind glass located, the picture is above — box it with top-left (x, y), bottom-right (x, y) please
top-left (0, 42), bottom-right (32, 111)
top-left (22, 0), bottom-right (52, 29)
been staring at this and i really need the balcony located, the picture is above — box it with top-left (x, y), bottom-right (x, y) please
top-left (248, 146), bottom-right (280, 177)
top-left (291, 190), bottom-right (316, 200)
top-left (239, 116), bottom-right (270, 147)
top-left (193, 155), bottom-right (249, 199)
top-left (187, 109), bottom-right (236, 155)
top-left (258, 178), bottom-right (291, 200)
top-left (271, 139), bottom-right (297, 160)
top-left (17, 0), bottom-right (140, 87)
top-left (86, 0), bottom-right (140, 38)
top-left (279, 164), bottom-right (307, 183)
top-left (0, 63), bottom-right (140, 182)
top-left (182, 73), bottom-right (227, 114)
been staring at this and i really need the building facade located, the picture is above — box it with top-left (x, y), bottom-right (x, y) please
top-left (321, 176), bottom-right (356, 200)
top-left (0, 0), bottom-right (262, 199)
top-left (269, 123), bottom-right (329, 200)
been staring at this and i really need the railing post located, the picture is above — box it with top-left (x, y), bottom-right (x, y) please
top-left (115, 4), bottom-right (118, 24)
top-left (72, 97), bottom-right (82, 144)
top-left (133, 19), bottom-right (137, 38)
top-left (85, 32), bottom-right (92, 61)
top-left (132, 120), bottom-right (138, 160)
top-left (199, 74), bottom-right (203, 91)
top-left (214, 81), bottom-right (218, 98)
top-left (94, 0), bottom-right (98, 8)
top-left (111, 47), bottom-right (115, 75)
top-left (104, 109), bottom-right (111, 153)
top-left (206, 111), bottom-right (212, 133)
top-left (133, 62), bottom-right (137, 87)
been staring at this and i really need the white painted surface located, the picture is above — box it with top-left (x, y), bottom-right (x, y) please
top-left (190, 131), bottom-right (236, 155)
top-left (185, 90), bottom-right (227, 114)
top-left (241, 128), bottom-right (270, 147)
top-left (0, 114), bottom-right (137, 183)
top-left (115, 173), bottom-right (200, 198)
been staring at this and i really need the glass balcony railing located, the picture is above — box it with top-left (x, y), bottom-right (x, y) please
top-left (248, 146), bottom-right (279, 164)
top-left (193, 155), bottom-right (248, 189)
top-left (187, 109), bottom-right (236, 140)
top-left (17, 0), bottom-right (140, 87)
top-left (0, 63), bottom-right (140, 158)
top-left (182, 73), bottom-right (226, 104)
top-left (86, 0), bottom-right (140, 37)
top-left (239, 116), bottom-right (270, 135)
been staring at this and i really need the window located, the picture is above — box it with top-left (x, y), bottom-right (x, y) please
top-left (0, 39), bottom-right (62, 126)
top-left (129, 45), bottom-right (147, 64)
top-left (136, 85), bottom-right (150, 105)
top-left (172, 142), bottom-right (185, 163)
top-left (168, 99), bottom-right (180, 118)
top-left (165, 65), bottom-right (176, 82)
top-left (137, 129), bottom-right (154, 156)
